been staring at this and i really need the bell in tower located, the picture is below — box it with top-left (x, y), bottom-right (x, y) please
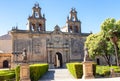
top-left (27, 3), bottom-right (46, 32)
top-left (66, 8), bottom-right (81, 34)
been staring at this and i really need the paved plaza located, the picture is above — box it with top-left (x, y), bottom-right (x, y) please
top-left (39, 68), bottom-right (120, 81)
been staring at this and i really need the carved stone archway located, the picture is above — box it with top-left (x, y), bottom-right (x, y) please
top-left (54, 52), bottom-right (63, 68)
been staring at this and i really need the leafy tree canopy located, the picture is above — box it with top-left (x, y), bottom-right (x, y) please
top-left (85, 18), bottom-right (120, 65)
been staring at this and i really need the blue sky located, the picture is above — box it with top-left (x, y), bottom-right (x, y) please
top-left (0, 0), bottom-right (120, 36)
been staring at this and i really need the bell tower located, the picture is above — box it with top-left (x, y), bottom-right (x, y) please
top-left (66, 8), bottom-right (81, 34)
top-left (27, 3), bottom-right (46, 32)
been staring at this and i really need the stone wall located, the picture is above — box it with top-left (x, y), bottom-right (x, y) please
top-left (11, 30), bottom-right (86, 65)
top-left (71, 37), bottom-right (85, 61)
top-left (0, 53), bottom-right (12, 68)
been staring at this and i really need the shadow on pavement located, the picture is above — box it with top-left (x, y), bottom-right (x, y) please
top-left (39, 69), bottom-right (55, 81)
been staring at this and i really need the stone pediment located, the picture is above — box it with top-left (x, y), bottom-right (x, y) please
top-left (51, 25), bottom-right (63, 35)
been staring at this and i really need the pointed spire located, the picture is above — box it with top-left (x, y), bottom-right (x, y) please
top-left (73, 8), bottom-right (77, 13)
top-left (70, 8), bottom-right (74, 12)
top-left (67, 16), bottom-right (69, 21)
top-left (34, 2), bottom-right (39, 8)
top-left (43, 14), bottom-right (45, 18)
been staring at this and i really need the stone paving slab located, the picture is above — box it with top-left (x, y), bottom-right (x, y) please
top-left (39, 69), bottom-right (120, 81)
top-left (39, 69), bottom-right (74, 81)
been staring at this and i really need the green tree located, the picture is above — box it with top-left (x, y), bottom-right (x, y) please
top-left (85, 33), bottom-right (101, 58)
top-left (101, 18), bottom-right (120, 66)
top-left (85, 33), bottom-right (114, 66)
top-left (85, 18), bottom-right (120, 66)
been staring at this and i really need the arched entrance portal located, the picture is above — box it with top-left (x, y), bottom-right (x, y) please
top-left (54, 52), bottom-right (63, 68)
top-left (3, 60), bottom-right (9, 68)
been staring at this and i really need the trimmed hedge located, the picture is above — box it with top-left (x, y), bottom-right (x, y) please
top-left (66, 62), bottom-right (96, 79)
top-left (66, 63), bottom-right (83, 78)
top-left (67, 64), bottom-right (120, 78)
top-left (15, 63), bottom-right (48, 81)
top-left (30, 64), bottom-right (48, 81)
top-left (15, 66), bottom-right (20, 81)
top-left (0, 69), bottom-right (15, 81)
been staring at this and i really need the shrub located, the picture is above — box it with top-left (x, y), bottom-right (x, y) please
top-left (30, 63), bottom-right (48, 81)
top-left (111, 66), bottom-right (120, 73)
top-left (66, 63), bottom-right (83, 78)
top-left (96, 66), bottom-right (120, 77)
top-left (15, 63), bottom-right (48, 81)
top-left (0, 69), bottom-right (15, 81)
top-left (67, 62), bottom-right (96, 79)
top-left (15, 65), bottom-right (20, 81)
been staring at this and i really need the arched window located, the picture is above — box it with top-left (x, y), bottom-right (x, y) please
top-left (32, 24), bottom-right (36, 31)
top-left (39, 24), bottom-right (42, 31)
top-left (75, 26), bottom-right (78, 33)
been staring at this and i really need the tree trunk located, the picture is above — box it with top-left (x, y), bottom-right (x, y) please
top-left (110, 36), bottom-right (119, 66)
top-left (103, 55), bottom-right (111, 66)
top-left (113, 43), bottom-right (119, 66)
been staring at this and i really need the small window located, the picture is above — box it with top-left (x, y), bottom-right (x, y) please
top-left (35, 12), bottom-right (39, 18)
top-left (72, 16), bottom-right (75, 21)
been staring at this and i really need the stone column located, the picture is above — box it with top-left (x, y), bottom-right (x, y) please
top-left (82, 61), bottom-right (94, 79)
top-left (20, 63), bottom-right (31, 81)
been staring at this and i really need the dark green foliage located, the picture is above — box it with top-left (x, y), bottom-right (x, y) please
top-left (74, 63), bottom-right (83, 78)
top-left (30, 64), bottom-right (48, 81)
top-left (66, 62), bottom-right (96, 79)
top-left (15, 65), bottom-right (20, 81)
top-left (96, 65), bottom-right (110, 77)
top-left (112, 66), bottom-right (120, 73)
top-left (0, 69), bottom-right (15, 81)
top-left (66, 63), bottom-right (83, 78)
top-left (93, 63), bottom-right (97, 76)
top-left (96, 65), bottom-right (120, 77)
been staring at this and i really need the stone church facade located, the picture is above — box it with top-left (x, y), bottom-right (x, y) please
top-left (10, 3), bottom-right (90, 67)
